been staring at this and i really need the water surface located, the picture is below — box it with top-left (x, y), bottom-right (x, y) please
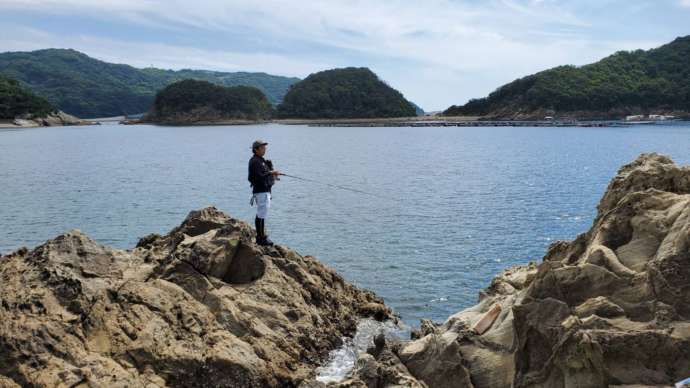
top-left (2, 122), bottom-right (690, 326)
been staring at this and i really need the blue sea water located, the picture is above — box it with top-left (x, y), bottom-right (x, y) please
top-left (2, 122), bottom-right (690, 327)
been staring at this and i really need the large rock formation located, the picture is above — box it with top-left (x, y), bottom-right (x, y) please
top-left (331, 153), bottom-right (690, 388)
top-left (9, 111), bottom-right (93, 127)
top-left (0, 207), bottom-right (392, 387)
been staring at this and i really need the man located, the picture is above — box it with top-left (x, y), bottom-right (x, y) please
top-left (248, 140), bottom-right (280, 246)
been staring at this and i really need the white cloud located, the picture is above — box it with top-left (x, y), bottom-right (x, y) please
top-left (0, 25), bottom-right (333, 77)
top-left (0, 0), bottom-right (676, 109)
top-left (680, 0), bottom-right (690, 7)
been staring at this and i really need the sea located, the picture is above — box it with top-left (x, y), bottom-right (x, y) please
top-left (2, 122), bottom-right (690, 379)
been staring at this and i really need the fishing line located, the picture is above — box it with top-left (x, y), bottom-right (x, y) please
top-left (275, 172), bottom-right (432, 218)
top-left (278, 173), bottom-right (380, 197)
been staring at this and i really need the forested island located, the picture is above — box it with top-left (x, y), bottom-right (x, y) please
top-left (0, 75), bottom-right (55, 119)
top-left (0, 74), bottom-right (89, 127)
top-left (141, 68), bottom-right (418, 124)
top-left (444, 36), bottom-right (690, 120)
top-left (0, 49), bottom-right (299, 118)
top-left (277, 67), bottom-right (417, 119)
top-left (143, 80), bottom-right (273, 124)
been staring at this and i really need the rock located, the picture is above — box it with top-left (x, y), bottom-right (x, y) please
top-left (347, 153), bottom-right (690, 388)
top-left (0, 207), bottom-right (393, 387)
top-left (325, 337), bottom-right (427, 388)
top-left (0, 375), bottom-right (20, 388)
top-left (472, 303), bottom-right (501, 335)
top-left (398, 331), bottom-right (474, 388)
top-left (574, 296), bottom-right (625, 318)
top-left (11, 110), bottom-right (94, 127)
top-left (410, 319), bottom-right (439, 340)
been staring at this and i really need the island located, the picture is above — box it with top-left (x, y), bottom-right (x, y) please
top-left (444, 36), bottom-right (690, 121)
top-left (142, 79), bottom-right (273, 125)
top-left (276, 67), bottom-right (417, 119)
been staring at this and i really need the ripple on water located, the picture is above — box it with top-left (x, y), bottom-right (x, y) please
top-left (3, 123), bottom-right (690, 327)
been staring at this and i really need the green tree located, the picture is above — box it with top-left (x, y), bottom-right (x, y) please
top-left (146, 79), bottom-right (273, 123)
top-left (0, 75), bottom-right (55, 119)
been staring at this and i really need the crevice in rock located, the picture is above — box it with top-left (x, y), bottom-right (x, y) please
top-left (222, 242), bottom-right (266, 285)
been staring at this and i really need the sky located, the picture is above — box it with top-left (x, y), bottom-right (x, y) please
top-left (0, 0), bottom-right (689, 111)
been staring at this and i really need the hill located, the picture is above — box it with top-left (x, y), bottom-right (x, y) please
top-left (444, 36), bottom-right (690, 119)
top-left (0, 49), bottom-right (300, 118)
top-left (0, 74), bottom-right (55, 119)
top-left (144, 79), bottom-right (273, 124)
top-left (277, 67), bottom-right (417, 119)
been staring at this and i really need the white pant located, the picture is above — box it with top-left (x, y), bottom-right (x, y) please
top-left (253, 192), bottom-right (271, 219)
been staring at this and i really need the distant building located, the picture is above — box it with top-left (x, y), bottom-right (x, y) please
top-left (626, 114), bottom-right (675, 122)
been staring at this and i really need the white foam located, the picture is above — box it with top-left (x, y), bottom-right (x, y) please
top-left (315, 318), bottom-right (408, 383)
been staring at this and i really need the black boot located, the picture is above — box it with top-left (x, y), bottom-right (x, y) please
top-left (263, 230), bottom-right (274, 246)
top-left (255, 217), bottom-right (274, 246)
top-left (255, 216), bottom-right (265, 245)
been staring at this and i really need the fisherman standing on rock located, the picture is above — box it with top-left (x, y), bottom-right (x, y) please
top-left (248, 139), bottom-right (280, 246)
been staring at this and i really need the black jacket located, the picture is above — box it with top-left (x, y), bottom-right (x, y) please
top-left (248, 155), bottom-right (274, 193)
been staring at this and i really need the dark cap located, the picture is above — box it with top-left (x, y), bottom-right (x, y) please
top-left (252, 139), bottom-right (268, 150)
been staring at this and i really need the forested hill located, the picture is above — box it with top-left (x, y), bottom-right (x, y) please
top-left (277, 67), bottom-right (417, 118)
top-left (0, 75), bottom-right (55, 119)
top-left (444, 36), bottom-right (690, 119)
top-left (144, 79), bottom-right (273, 124)
top-left (0, 49), bottom-right (300, 118)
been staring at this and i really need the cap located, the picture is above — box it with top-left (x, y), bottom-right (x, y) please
top-left (252, 139), bottom-right (268, 150)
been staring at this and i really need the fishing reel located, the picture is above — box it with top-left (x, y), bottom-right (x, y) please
top-left (266, 159), bottom-right (280, 180)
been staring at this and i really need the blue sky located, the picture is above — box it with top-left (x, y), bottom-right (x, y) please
top-left (0, 0), bottom-right (689, 111)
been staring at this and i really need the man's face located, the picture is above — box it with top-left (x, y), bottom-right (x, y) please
top-left (256, 145), bottom-right (267, 156)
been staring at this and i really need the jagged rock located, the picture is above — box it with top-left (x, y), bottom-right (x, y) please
top-left (0, 207), bottom-right (393, 387)
top-left (410, 319), bottom-right (439, 340)
top-left (11, 111), bottom-right (93, 127)
top-left (574, 296), bottom-right (625, 318)
top-left (349, 153), bottom-right (690, 388)
top-left (0, 375), bottom-right (20, 388)
top-left (325, 335), bottom-right (427, 388)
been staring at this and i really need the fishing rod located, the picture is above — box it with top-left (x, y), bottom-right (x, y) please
top-left (278, 173), bottom-right (379, 197)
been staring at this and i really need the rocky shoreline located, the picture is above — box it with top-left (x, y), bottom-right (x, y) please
top-left (323, 153), bottom-right (690, 388)
top-left (1, 154), bottom-right (690, 387)
top-left (0, 208), bottom-right (392, 387)
top-left (0, 111), bottom-right (95, 128)
top-left (122, 116), bottom-right (688, 128)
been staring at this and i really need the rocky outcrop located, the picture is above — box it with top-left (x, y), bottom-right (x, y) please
top-left (332, 153), bottom-right (690, 388)
top-left (8, 111), bottom-right (94, 127)
top-left (0, 207), bottom-right (392, 387)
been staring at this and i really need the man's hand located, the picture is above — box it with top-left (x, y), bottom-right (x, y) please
top-left (271, 170), bottom-right (281, 176)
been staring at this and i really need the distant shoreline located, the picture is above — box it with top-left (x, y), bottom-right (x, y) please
top-left (5, 115), bottom-right (686, 128)
top-left (117, 115), bottom-right (688, 128)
